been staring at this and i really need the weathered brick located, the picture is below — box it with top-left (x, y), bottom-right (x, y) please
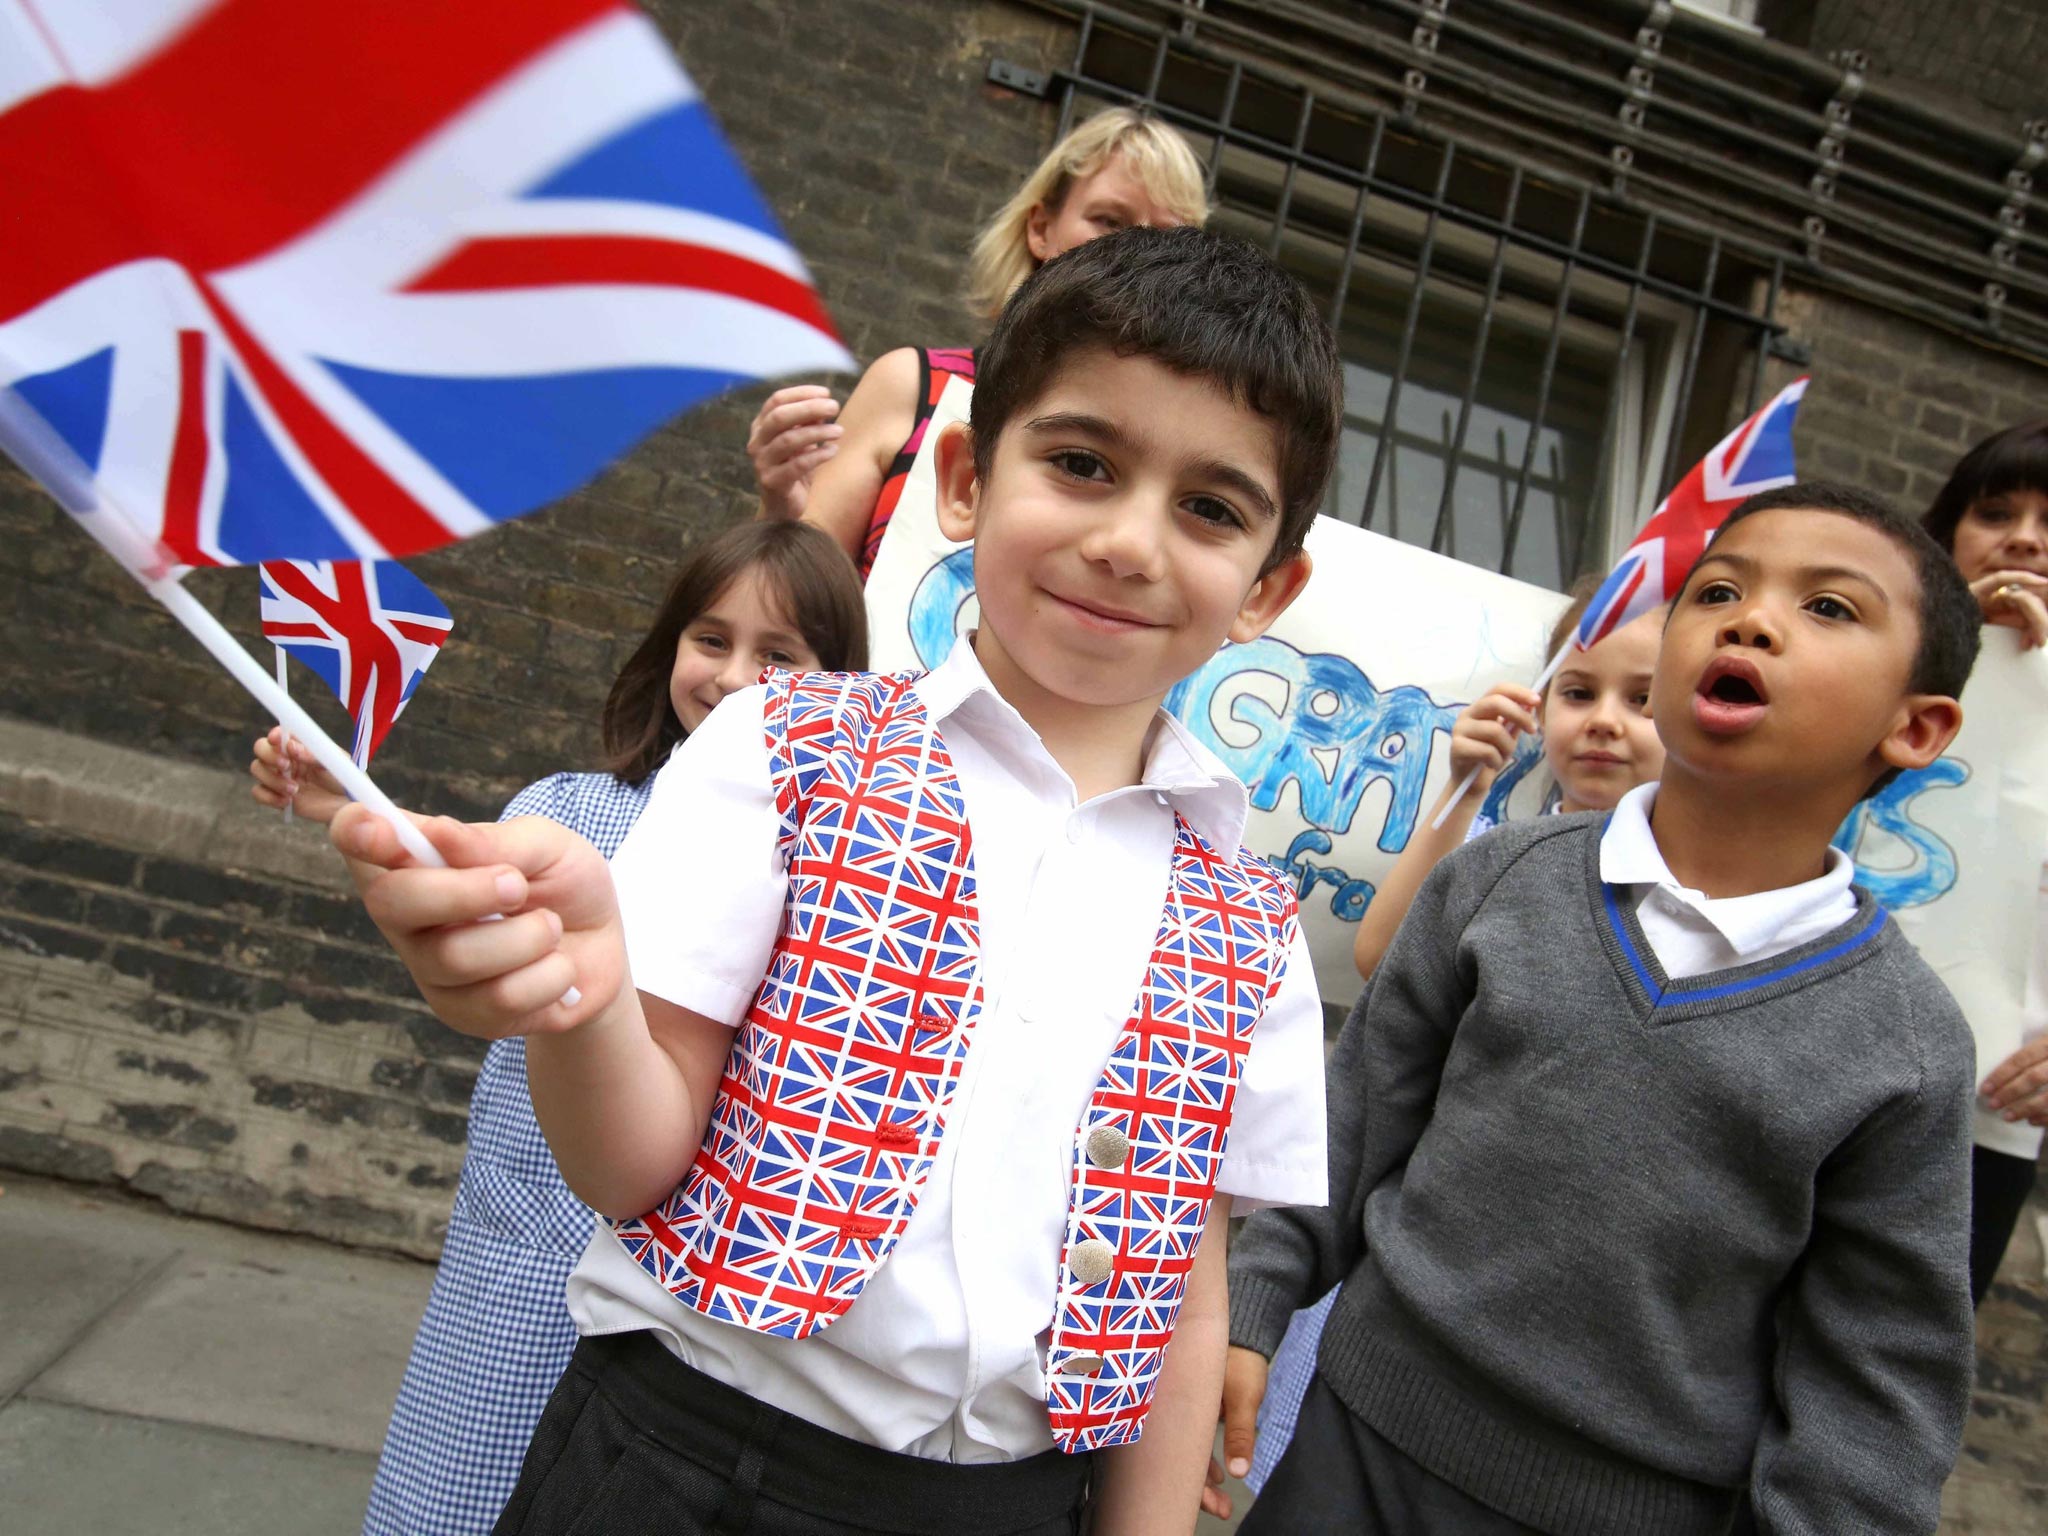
top-left (113, 1051), bottom-right (212, 1086)
top-left (84, 891), bottom-right (156, 940)
top-left (0, 1124), bottom-right (118, 1182)
top-left (103, 1101), bottom-right (240, 1150)
top-left (0, 868), bottom-right (91, 925)
top-left (0, 917), bottom-right (106, 965)
top-left (247, 1073), bottom-right (410, 1134)
top-left (1919, 402), bottom-right (1970, 445)
top-left (137, 859), bottom-right (276, 915)
top-left (0, 818), bottom-right (139, 888)
top-left (107, 944), bottom-right (283, 1011)
top-left (286, 888), bottom-right (384, 946)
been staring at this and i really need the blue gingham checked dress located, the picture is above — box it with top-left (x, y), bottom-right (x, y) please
top-left (363, 770), bottom-right (652, 1536)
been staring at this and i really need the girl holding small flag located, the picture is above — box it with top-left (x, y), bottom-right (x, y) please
top-left (253, 518), bottom-right (867, 1536)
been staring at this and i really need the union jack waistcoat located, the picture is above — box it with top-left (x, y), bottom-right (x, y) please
top-left (611, 669), bottom-right (1301, 1452)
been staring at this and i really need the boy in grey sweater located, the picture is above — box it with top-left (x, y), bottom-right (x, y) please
top-left (1219, 483), bottom-right (1984, 1536)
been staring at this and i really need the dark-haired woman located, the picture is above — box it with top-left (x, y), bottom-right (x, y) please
top-left (1922, 419), bottom-right (2048, 1303)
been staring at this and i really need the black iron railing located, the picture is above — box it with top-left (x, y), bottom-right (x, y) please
top-left (998, 0), bottom-right (2040, 587)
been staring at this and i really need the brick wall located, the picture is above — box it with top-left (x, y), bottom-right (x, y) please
top-left (1806, 0), bottom-right (2042, 128)
top-left (0, 722), bottom-right (465, 1252)
top-left (1770, 286), bottom-right (2048, 513)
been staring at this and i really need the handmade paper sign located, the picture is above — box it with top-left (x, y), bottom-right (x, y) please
top-left (1834, 628), bottom-right (2048, 1154)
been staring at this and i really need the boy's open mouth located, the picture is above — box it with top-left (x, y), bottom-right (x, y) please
top-left (1692, 655), bottom-right (1770, 735)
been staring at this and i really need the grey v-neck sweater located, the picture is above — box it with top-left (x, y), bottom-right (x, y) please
top-left (1230, 814), bottom-right (1975, 1536)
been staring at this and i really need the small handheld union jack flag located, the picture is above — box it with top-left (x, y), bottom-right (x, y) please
top-left (1574, 376), bottom-right (1809, 651)
top-left (1432, 376), bottom-right (1812, 832)
top-left (260, 560), bottom-right (452, 769)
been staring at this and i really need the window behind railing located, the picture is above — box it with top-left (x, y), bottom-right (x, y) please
top-left (996, 0), bottom-right (2045, 589)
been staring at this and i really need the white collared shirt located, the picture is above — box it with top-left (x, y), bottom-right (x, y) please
top-left (570, 639), bottom-right (1329, 1461)
top-left (1598, 782), bottom-right (1859, 980)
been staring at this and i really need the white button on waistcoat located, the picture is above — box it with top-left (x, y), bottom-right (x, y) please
top-left (1085, 1126), bottom-right (1130, 1170)
top-left (1069, 1238), bottom-right (1115, 1285)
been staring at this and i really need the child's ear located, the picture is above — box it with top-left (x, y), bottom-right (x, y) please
top-left (1228, 550), bottom-right (1313, 645)
top-left (934, 422), bottom-right (979, 544)
top-left (1876, 693), bottom-right (1964, 776)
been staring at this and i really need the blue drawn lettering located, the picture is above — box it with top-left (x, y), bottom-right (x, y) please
top-left (1831, 757), bottom-right (1969, 908)
top-left (1273, 829), bottom-right (1377, 922)
top-left (908, 546), bottom-right (977, 669)
top-left (1166, 636), bottom-right (1458, 853)
top-left (1477, 732), bottom-right (1551, 825)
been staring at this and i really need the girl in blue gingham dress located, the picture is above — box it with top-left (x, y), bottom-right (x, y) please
top-left (251, 520), bottom-right (868, 1535)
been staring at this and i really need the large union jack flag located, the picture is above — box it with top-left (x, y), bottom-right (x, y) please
top-left (1576, 376), bottom-right (1810, 650)
top-left (0, 0), bottom-right (853, 570)
top-left (259, 559), bottom-right (452, 768)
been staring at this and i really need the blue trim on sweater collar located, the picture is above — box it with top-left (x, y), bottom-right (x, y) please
top-left (1600, 881), bottom-right (1886, 1009)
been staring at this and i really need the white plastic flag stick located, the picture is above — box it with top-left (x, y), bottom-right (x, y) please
top-left (0, 384), bottom-right (443, 869)
top-left (272, 645), bottom-right (295, 824)
top-left (1428, 639), bottom-right (1571, 832)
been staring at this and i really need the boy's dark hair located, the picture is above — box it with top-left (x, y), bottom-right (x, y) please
top-left (1704, 481), bottom-right (1979, 704)
top-left (1921, 418), bottom-right (2048, 554)
top-left (969, 225), bottom-right (1342, 571)
top-left (602, 520), bottom-right (868, 786)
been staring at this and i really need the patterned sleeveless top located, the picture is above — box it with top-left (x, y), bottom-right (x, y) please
top-left (608, 668), bottom-right (1300, 1453)
top-left (858, 346), bottom-right (976, 580)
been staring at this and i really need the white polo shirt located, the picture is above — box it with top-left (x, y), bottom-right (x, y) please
top-left (570, 638), bottom-right (1330, 1461)
top-left (1598, 782), bottom-right (1859, 979)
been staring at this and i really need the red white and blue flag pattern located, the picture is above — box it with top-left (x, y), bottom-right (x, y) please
top-left (1043, 825), bottom-right (1295, 1450)
top-left (1575, 375), bottom-right (1810, 650)
top-left (614, 672), bottom-right (986, 1337)
top-left (609, 671), bottom-right (1298, 1453)
top-left (0, 0), bottom-right (853, 570)
top-left (259, 559), bottom-right (452, 768)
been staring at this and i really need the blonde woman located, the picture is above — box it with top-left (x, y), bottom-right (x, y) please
top-left (750, 106), bottom-right (1209, 577)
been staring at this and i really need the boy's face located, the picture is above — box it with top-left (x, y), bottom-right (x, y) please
top-left (936, 346), bottom-right (1309, 714)
top-left (1651, 508), bottom-right (1944, 795)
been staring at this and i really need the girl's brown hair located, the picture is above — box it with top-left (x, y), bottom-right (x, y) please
top-left (602, 520), bottom-right (868, 785)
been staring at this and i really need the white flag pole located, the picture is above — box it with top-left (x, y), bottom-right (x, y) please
top-left (0, 385), bottom-right (444, 869)
top-left (1428, 639), bottom-right (1571, 832)
top-left (272, 645), bottom-right (296, 824)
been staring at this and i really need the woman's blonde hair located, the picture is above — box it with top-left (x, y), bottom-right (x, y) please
top-left (965, 107), bottom-right (1209, 318)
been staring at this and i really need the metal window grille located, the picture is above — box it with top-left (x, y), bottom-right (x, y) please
top-left (999, 0), bottom-right (2043, 588)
